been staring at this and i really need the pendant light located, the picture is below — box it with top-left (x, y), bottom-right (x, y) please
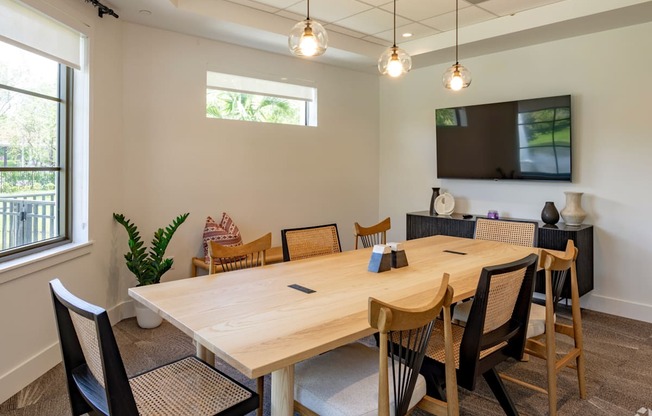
top-left (378, 0), bottom-right (411, 78)
top-left (288, 0), bottom-right (328, 57)
top-left (442, 0), bottom-right (471, 90)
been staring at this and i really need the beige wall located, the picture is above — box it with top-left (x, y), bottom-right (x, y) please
top-left (379, 22), bottom-right (652, 323)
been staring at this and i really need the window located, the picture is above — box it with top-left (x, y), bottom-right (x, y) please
top-left (206, 71), bottom-right (317, 126)
top-left (0, 0), bottom-right (84, 261)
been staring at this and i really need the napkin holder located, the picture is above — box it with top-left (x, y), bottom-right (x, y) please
top-left (368, 244), bottom-right (391, 273)
top-left (388, 242), bottom-right (408, 268)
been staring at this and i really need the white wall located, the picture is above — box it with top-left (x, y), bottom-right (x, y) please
top-left (379, 22), bottom-right (652, 323)
top-left (117, 23), bottom-right (380, 292)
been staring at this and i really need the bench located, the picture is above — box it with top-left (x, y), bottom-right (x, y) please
top-left (191, 246), bottom-right (284, 276)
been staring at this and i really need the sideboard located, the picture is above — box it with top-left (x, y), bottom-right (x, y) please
top-left (406, 211), bottom-right (594, 298)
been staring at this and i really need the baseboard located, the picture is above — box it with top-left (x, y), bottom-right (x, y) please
top-left (0, 300), bottom-right (136, 405)
top-left (582, 293), bottom-right (652, 324)
top-left (0, 342), bottom-right (60, 405)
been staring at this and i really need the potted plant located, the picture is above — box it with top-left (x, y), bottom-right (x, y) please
top-left (113, 212), bottom-right (189, 328)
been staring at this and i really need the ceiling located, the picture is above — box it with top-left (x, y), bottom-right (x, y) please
top-left (102, 0), bottom-right (652, 72)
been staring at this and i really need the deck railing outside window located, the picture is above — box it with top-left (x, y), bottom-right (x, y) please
top-left (0, 191), bottom-right (57, 250)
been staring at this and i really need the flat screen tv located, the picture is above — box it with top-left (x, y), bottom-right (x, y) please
top-left (435, 95), bottom-right (572, 181)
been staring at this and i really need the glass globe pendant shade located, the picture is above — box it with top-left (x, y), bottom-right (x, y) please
top-left (289, 19), bottom-right (328, 57)
top-left (442, 63), bottom-right (471, 91)
top-left (378, 46), bottom-right (412, 78)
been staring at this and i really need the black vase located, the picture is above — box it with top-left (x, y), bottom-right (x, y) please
top-left (541, 201), bottom-right (560, 225)
top-left (429, 188), bottom-right (440, 216)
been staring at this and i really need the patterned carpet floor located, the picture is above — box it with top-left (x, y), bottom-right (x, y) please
top-left (1, 306), bottom-right (651, 415)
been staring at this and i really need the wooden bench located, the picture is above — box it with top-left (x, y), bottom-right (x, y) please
top-left (191, 246), bottom-right (284, 276)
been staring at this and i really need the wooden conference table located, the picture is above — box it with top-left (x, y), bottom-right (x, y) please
top-left (129, 235), bottom-right (546, 416)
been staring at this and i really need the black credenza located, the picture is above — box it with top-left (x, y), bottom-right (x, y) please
top-left (406, 211), bottom-right (594, 298)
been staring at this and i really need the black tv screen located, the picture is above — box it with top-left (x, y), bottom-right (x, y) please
top-left (435, 95), bottom-right (572, 181)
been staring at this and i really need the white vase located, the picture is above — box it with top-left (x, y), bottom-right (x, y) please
top-left (560, 192), bottom-right (586, 226)
top-left (134, 302), bottom-right (163, 329)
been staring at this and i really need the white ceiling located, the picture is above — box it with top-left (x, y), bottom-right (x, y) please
top-left (102, 0), bottom-right (652, 72)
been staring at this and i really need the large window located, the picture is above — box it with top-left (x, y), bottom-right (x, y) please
top-left (206, 71), bottom-right (317, 126)
top-left (0, 0), bottom-right (83, 261)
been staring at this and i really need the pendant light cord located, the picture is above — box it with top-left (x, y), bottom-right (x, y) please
top-left (393, 0), bottom-right (397, 47)
top-left (455, 0), bottom-right (459, 64)
top-left (307, 0), bottom-right (310, 20)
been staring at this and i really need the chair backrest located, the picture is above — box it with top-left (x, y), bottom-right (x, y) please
top-left (354, 217), bottom-right (391, 249)
top-left (541, 239), bottom-right (579, 310)
top-left (207, 232), bottom-right (272, 273)
top-left (371, 274), bottom-right (453, 416)
top-left (280, 223), bottom-right (341, 261)
top-left (50, 278), bottom-right (138, 415)
top-left (474, 218), bottom-right (538, 247)
top-left (458, 254), bottom-right (538, 390)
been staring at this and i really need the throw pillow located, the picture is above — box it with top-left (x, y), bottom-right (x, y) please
top-left (202, 212), bottom-right (243, 263)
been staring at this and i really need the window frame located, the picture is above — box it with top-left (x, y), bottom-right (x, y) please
top-left (206, 71), bottom-right (318, 127)
top-left (0, 56), bottom-right (73, 261)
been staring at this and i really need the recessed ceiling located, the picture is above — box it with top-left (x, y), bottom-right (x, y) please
top-left (103, 0), bottom-right (652, 72)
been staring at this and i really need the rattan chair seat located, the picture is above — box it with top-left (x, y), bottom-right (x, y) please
top-left (130, 356), bottom-right (253, 416)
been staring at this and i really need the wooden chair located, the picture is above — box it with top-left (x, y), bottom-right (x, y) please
top-left (294, 274), bottom-right (457, 416)
top-left (500, 240), bottom-right (586, 416)
top-left (420, 254), bottom-right (539, 416)
top-left (453, 218), bottom-right (538, 323)
top-left (354, 217), bottom-right (391, 249)
top-left (281, 223), bottom-right (341, 261)
top-left (207, 232), bottom-right (272, 274)
top-left (206, 232), bottom-right (272, 416)
top-left (49, 278), bottom-right (259, 416)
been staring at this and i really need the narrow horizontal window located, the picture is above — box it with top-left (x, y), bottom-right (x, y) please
top-left (206, 71), bottom-right (317, 126)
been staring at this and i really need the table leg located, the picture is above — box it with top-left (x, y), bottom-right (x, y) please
top-left (271, 365), bottom-right (294, 416)
top-left (195, 340), bottom-right (215, 364)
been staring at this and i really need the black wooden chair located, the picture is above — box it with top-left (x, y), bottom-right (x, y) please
top-left (49, 278), bottom-right (259, 416)
top-left (420, 254), bottom-right (539, 416)
top-left (281, 223), bottom-right (341, 261)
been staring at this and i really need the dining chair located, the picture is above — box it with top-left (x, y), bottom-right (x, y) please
top-left (453, 218), bottom-right (538, 324)
top-left (419, 254), bottom-right (539, 416)
top-left (206, 232), bottom-right (272, 416)
top-left (49, 278), bottom-right (259, 416)
top-left (354, 217), bottom-right (391, 249)
top-left (281, 223), bottom-right (341, 261)
top-left (294, 274), bottom-right (457, 416)
top-left (500, 240), bottom-right (586, 416)
top-left (207, 232), bottom-right (272, 274)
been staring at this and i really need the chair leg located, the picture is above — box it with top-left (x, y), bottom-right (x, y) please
top-left (257, 376), bottom-right (264, 416)
top-left (545, 332), bottom-right (558, 416)
top-left (483, 368), bottom-right (519, 416)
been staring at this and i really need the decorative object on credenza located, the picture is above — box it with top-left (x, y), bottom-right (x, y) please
top-left (434, 192), bottom-right (455, 215)
top-left (541, 201), bottom-right (560, 225)
top-left (429, 187), bottom-right (441, 216)
top-left (560, 191), bottom-right (587, 226)
top-left (388, 242), bottom-right (408, 268)
top-left (368, 244), bottom-right (391, 273)
top-left (487, 210), bottom-right (499, 219)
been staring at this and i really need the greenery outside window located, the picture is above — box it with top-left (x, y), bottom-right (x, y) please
top-left (206, 71), bottom-right (317, 126)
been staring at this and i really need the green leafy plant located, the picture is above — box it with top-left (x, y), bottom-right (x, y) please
top-left (113, 212), bottom-right (190, 286)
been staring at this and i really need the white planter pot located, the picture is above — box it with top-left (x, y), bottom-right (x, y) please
top-left (134, 302), bottom-right (163, 329)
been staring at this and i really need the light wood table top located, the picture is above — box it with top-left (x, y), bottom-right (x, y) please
top-left (129, 235), bottom-right (547, 415)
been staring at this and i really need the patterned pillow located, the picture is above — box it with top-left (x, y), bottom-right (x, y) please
top-left (202, 213), bottom-right (243, 262)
